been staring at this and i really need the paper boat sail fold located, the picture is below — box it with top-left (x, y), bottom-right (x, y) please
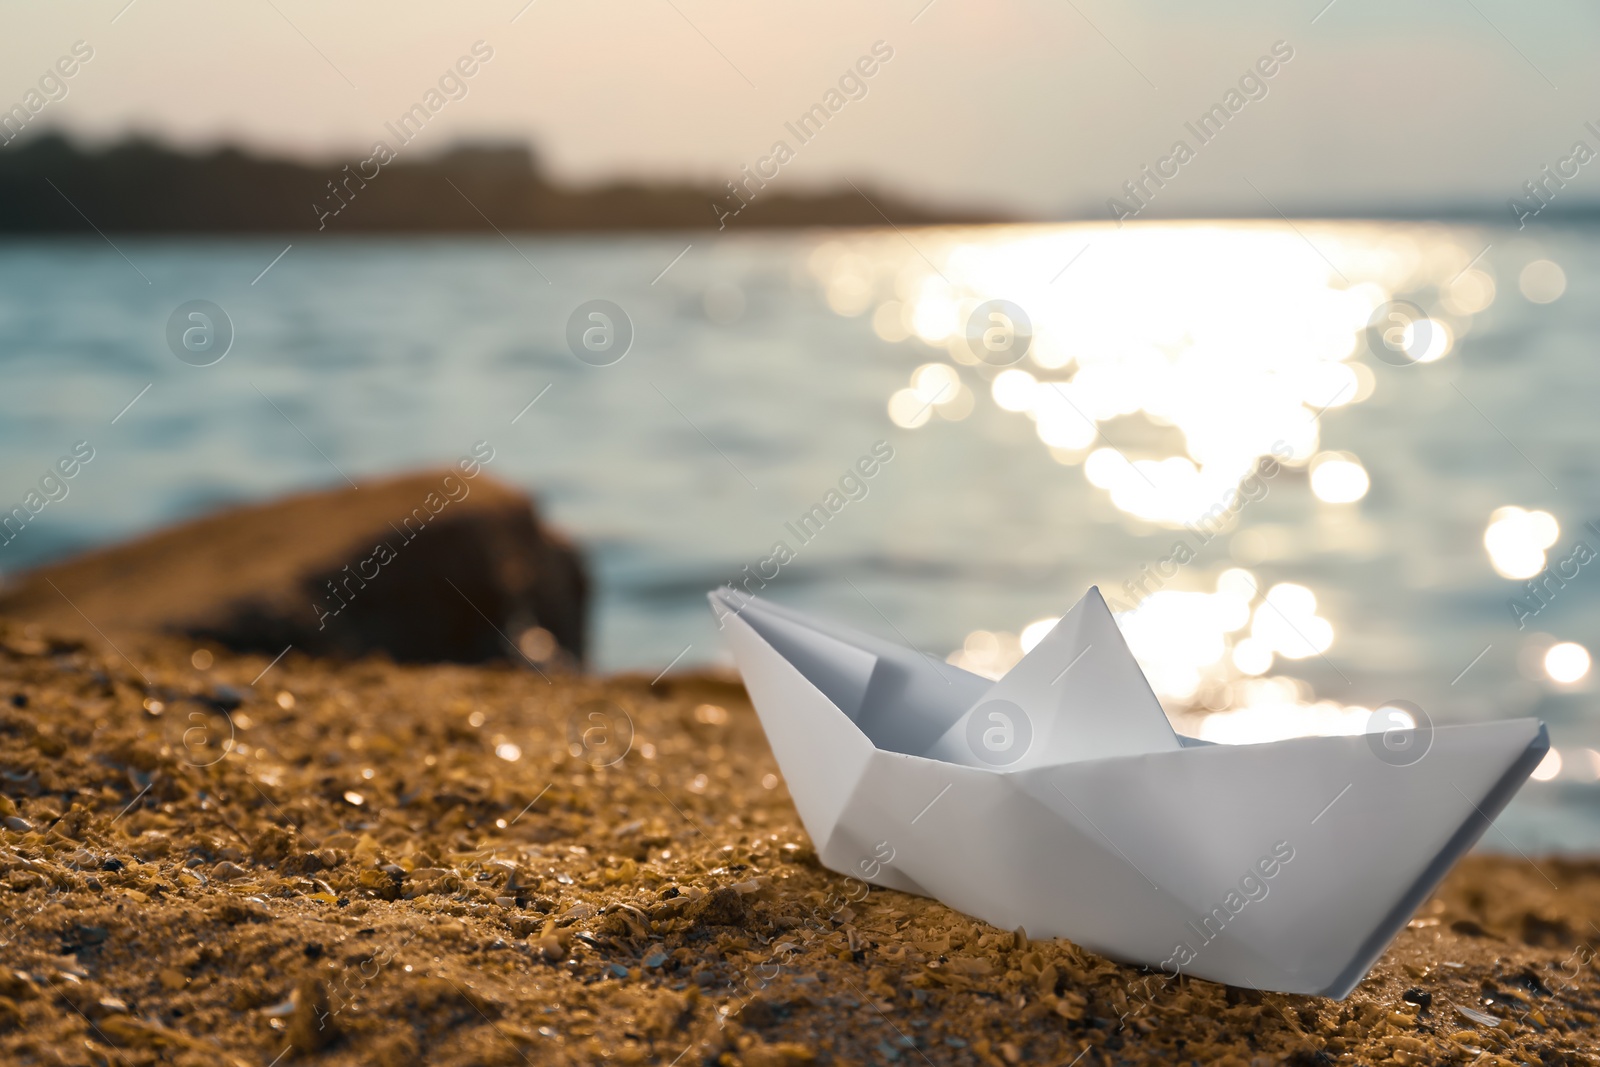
top-left (710, 586), bottom-right (1549, 997)
top-left (924, 586), bottom-right (1181, 769)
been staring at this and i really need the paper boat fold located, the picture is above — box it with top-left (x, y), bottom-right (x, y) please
top-left (709, 586), bottom-right (1548, 997)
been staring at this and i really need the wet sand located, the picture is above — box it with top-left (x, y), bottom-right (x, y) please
top-left (1, 621), bottom-right (1596, 1066)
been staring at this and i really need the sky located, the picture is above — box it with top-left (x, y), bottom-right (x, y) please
top-left (2, 0), bottom-right (1596, 219)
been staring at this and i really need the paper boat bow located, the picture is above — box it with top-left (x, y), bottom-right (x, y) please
top-left (709, 586), bottom-right (1547, 997)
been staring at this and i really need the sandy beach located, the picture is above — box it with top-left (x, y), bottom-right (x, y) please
top-left (0, 620), bottom-right (1595, 1066)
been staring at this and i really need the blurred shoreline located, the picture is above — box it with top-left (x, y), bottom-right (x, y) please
top-left (9, 134), bottom-right (1600, 234)
top-left (0, 134), bottom-right (1006, 234)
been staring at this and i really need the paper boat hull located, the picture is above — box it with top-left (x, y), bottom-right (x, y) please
top-left (716, 590), bottom-right (1547, 997)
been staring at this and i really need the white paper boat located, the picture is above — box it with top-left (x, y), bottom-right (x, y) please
top-left (708, 585), bottom-right (1548, 997)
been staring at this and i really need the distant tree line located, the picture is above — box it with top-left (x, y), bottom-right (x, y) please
top-left (0, 134), bottom-right (1000, 233)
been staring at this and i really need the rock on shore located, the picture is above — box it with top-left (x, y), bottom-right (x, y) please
top-left (0, 471), bottom-right (587, 667)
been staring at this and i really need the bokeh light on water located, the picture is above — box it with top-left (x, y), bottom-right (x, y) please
top-left (808, 221), bottom-right (1576, 755)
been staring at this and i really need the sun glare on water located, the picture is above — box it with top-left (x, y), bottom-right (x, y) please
top-left (814, 222), bottom-right (1482, 533)
top-left (821, 222), bottom-right (1572, 750)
